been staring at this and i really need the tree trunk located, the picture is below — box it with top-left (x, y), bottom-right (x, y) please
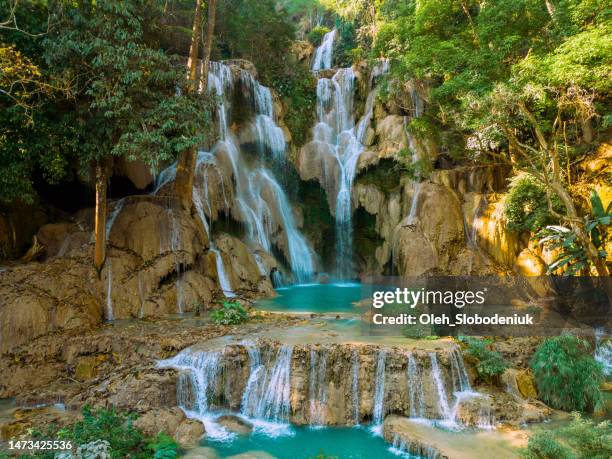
top-left (581, 117), bottom-right (593, 144)
top-left (175, 0), bottom-right (203, 210)
top-left (186, 0), bottom-right (202, 89)
top-left (94, 161), bottom-right (108, 273)
top-left (200, 0), bottom-right (217, 93)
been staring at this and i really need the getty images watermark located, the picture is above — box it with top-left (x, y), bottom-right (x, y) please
top-left (358, 276), bottom-right (611, 337)
top-left (370, 287), bottom-right (534, 326)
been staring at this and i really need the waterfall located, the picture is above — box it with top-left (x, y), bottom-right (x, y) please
top-left (241, 345), bottom-right (294, 422)
top-left (429, 353), bottom-right (452, 421)
top-left (106, 198), bottom-right (125, 241)
top-left (407, 182), bottom-right (422, 224)
top-left (407, 353), bottom-right (425, 418)
top-left (271, 270), bottom-right (284, 288)
top-left (258, 170), bottom-right (314, 283)
top-left (352, 350), bottom-right (360, 424)
top-left (372, 349), bottom-right (387, 426)
top-left (205, 61), bottom-right (315, 283)
top-left (253, 115), bottom-right (286, 163)
top-left (311, 62), bottom-right (389, 278)
top-left (595, 327), bottom-right (612, 376)
top-left (211, 247), bottom-right (235, 298)
top-left (105, 261), bottom-right (114, 322)
top-left (449, 347), bottom-right (472, 393)
top-left (312, 29), bottom-right (336, 71)
top-left (308, 348), bottom-right (329, 426)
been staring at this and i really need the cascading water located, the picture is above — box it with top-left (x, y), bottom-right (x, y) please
top-left (311, 29), bottom-right (336, 71)
top-left (240, 345), bottom-right (294, 422)
top-left (106, 198), bottom-right (125, 241)
top-left (372, 349), bottom-right (387, 427)
top-left (429, 353), bottom-right (452, 421)
top-left (205, 62), bottom-right (314, 283)
top-left (309, 348), bottom-right (329, 426)
top-left (407, 353), bottom-right (425, 418)
top-left (594, 327), bottom-right (612, 376)
top-left (310, 58), bottom-right (389, 278)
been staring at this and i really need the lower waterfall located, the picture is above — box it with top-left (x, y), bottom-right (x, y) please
top-left (158, 341), bottom-right (488, 448)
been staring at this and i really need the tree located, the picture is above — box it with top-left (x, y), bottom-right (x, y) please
top-left (43, 0), bottom-right (207, 272)
top-left (174, 0), bottom-right (217, 211)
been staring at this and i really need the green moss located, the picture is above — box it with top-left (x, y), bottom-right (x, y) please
top-left (307, 26), bottom-right (331, 46)
top-left (355, 158), bottom-right (402, 197)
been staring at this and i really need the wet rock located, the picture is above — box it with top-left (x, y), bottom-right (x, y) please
top-left (375, 115), bottom-right (408, 158)
top-left (227, 452), bottom-right (276, 459)
top-left (133, 407), bottom-right (185, 437)
top-left (114, 157), bottom-right (154, 190)
top-left (174, 419), bottom-right (205, 446)
top-left (183, 448), bottom-right (220, 459)
top-left (216, 415), bottom-right (253, 435)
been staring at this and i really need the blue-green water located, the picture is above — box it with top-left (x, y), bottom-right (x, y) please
top-left (205, 426), bottom-right (406, 458)
top-left (255, 283), bottom-right (367, 312)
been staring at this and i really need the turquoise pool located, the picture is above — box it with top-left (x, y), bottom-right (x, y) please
top-left (204, 426), bottom-right (409, 458)
top-left (254, 283), bottom-right (367, 313)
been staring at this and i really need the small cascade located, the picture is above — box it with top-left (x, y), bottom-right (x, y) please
top-left (311, 29), bottom-right (336, 71)
top-left (476, 396), bottom-right (496, 430)
top-left (211, 247), bottom-right (235, 298)
top-left (253, 114), bottom-right (286, 163)
top-left (308, 348), bottom-right (329, 426)
top-left (351, 350), bottom-right (360, 424)
top-left (372, 349), bottom-right (387, 426)
top-left (105, 261), bottom-right (114, 322)
top-left (406, 182), bottom-right (422, 224)
top-left (391, 434), bottom-right (441, 459)
top-left (258, 169), bottom-right (314, 283)
top-left (407, 353), bottom-right (425, 418)
top-left (429, 353), bottom-right (452, 421)
top-left (594, 327), bottom-right (612, 376)
top-left (105, 198), bottom-right (125, 241)
top-left (449, 347), bottom-right (472, 393)
top-left (271, 270), bottom-right (284, 288)
top-left (240, 345), bottom-right (294, 422)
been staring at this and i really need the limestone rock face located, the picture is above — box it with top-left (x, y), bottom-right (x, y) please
top-left (115, 157), bottom-right (154, 190)
top-left (291, 40), bottom-right (314, 62)
top-left (0, 256), bottom-right (101, 354)
top-left (392, 182), bottom-right (465, 276)
top-left (375, 115), bottom-right (408, 158)
top-left (514, 249), bottom-right (547, 276)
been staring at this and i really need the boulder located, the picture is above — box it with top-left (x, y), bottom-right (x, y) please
top-left (133, 407), bottom-right (185, 437)
top-left (514, 249), bottom-right (547, 276)
top-left (216, 415), bottom-right (253, 435)
top-left (375, 115), bottom-right (408, 158)
top-left (174, 419), bottom-right (205, 446)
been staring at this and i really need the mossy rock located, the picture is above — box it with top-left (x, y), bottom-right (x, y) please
top-left (517, 370), bottom-right (538, 399)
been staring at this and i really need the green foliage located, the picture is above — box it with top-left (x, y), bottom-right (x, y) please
top-left (536, 190), bottom-right (611, 275)
top-left (0, 0), bottom-right (210, 204)
top-left (23, 406), bottom-right (179, 459)
top-left (459, 336), bottom-right (508, 383)
top-left (210, 301), bottom-right (248, 325)
top-left (504, 174), bottom-right (564, 233)
top-left (522, 412), bottom-right (612, 459)
top-left (530, 334), bottom-right (603, 412)
top-left (214, 0), bottom-right (295, 85)
top-left (272, 64), bottom-right (317, 147)
top-left (307, 26), bottom-right (331, 46)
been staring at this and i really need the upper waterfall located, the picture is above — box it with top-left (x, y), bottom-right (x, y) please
top-left (311, 29), bottom-right (336, 71)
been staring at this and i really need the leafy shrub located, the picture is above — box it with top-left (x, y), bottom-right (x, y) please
top-left (307, 26), bottom-right (331, 46)
top-left (536, 191), bottom-right (611, 275)
top-left (23, 407), bottom-right (179, 458)
top-left (530, 334), bottom-right (603, 412)
top-left (504, 173), bottom-right (564, 233)
top-left (460, 336), bottom-right (508, 383)
top-left (272, 64), bottom-right (316, 147)
top-left (522, 412), bottom-right (611, 459)
top-left (210, 301), bottom-right (248, 325)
